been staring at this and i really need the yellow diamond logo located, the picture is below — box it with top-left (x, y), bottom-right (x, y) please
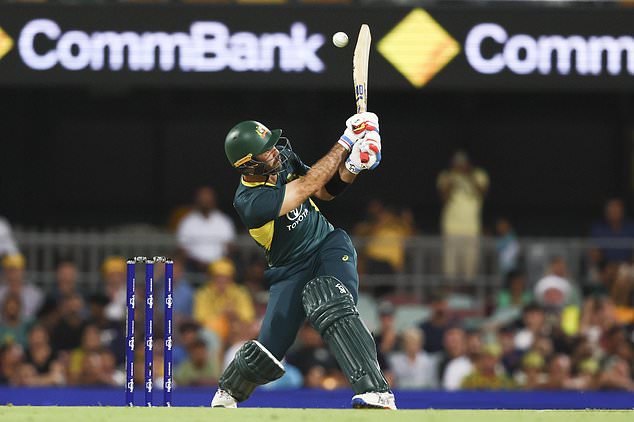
top-left (0, 26), bottom-right (13, 61)
top-left (378, 9), bottom-right (460, 88)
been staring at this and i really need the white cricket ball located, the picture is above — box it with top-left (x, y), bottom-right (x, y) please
top-left (332, 32), bottom-right (349, 48)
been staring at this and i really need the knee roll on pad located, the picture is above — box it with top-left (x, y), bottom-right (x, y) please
top-left (302, 276), bottom-right (389, 394)
top-left (219, 340), bottom-right (285, 402)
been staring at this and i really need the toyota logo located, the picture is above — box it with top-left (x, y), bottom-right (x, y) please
top-left (286, 204), bottom-right (303, 221)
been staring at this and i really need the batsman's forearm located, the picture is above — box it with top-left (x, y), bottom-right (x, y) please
top-left (339, 161), bottom-right (357, 183)
top-left (299, 144), bottom-right (348, 195)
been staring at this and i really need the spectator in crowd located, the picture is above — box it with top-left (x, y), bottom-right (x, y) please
top-left (174, 337), bottom-right (220, 387)
top-left (173, 321), bottom-right (203, 367)
top-left (597, 356), bottom-right (634, 391)
top-left (466, 330), bottom-right (484, 359)
top-left (495, 218), bottom-right (521, 278)
top-left (101, 256), bottom-right (127, 322)
top-left (514, 351), bottom-right (546, 389)
top-left (589, 198), bottom-right (634, 265)
top-left (171, 259), bottom-right (194, 324)
top-left (439, 326), bottom-right (473, 390)
top-left (489, 271), bottom-right (533, 328)
top-left (580, 295), bottom-right (617, 347)
top-left (570, 357), bottom-right (599, 391)
top-left (534, 257), bottom-right (583, 337)
top-left (67, 324), bottom-right (103, 385)
top-left (176, 186), bottom-right (236, 273)
top-left (609, 263), bottom-right (634, 315)
top-left (132, 339), bottom-right (145, 387)
top-left (151, 258), bottom-right (195, 335)
top-left (86, 294), bottom-right (125, 365)
top-left (569, 335), bottom-right (594, 371)
top-left (419, 294), bottom-right (450, 354)
top-left (534, 257), bottom-right (581, 309)
top-left (584, 259), bottom-right (618, 297)
top-left (241, 258), bottom-right (269, 318)
top-left (0, 254), bottom-right (43, 320)
top-left (0, 293), bottom-right (32, 348)
top-left (461, 343), bottom-right (514, 390)
top-left (600, 325), bottom-right (632, 362)
top-left (542, 354), bottom-right (576, 390)
top-left (437, 150), bottom-right (489, 282)
top-left (371, 301), bottom-right (396, 385)
top-left (286, 324), bottom-right (344, 389)
top-left (33, 300), bottom-right (60, 342)
top-left (222, 319), bottom-right (260, 371)
top-left (152, 336), bottom-right (166, 388)
top-left (98, 347), bottom-right (124, 386)
top-left (388, 327), bottom-right (438, 389)
top-left (498, 326), bottom-right (523, 376)
top-left (0, 343), bottom-right (23, 384)
top-left (193, 258), bottom-right (255, 343)
top-left (374, 300), bottom-right (398, 355)
top-left (353, 200), bottom-right (415, 278)
top-left (51, 293), bottom-right (86, 352)
top-left (46, 260), bottom-right (82, 305)
top-left (23, 325), bottom-right (65, 386)
top-left (514, 303), bottom-right (547, 351)
top-left (533, 336), bottom-right (555, 364)
top-left (0, 216), bottom-right (18, 258)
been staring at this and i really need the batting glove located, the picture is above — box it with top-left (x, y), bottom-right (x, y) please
top-left (338, 112), bottom-right (380, 151)
top-left (348, 112), bottom-right (380, 134)
top-left (345, 137), bottom-right (382, 174)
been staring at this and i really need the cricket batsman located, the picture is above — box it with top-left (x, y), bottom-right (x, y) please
top-left (212, 112), bottom-right (396, 409)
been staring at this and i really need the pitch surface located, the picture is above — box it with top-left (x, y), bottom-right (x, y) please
top-left (1, 407), bottom-right (633, 422)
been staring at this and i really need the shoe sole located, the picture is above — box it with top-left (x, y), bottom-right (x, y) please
top-left (351, 398), bottom-right (391, 409)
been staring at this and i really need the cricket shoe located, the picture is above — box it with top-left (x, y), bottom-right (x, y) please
top-left (211, 389), bottom-right (238, 408)
top-left (351, 391), bottom-right (397, 410)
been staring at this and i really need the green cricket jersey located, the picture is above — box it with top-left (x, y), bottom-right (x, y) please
top-left (233, 149), bottom-right (334, 267)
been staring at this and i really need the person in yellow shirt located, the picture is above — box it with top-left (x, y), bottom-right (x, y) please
top-left (437, 150), bottom-right (489, 282)
top-left (461, 343), bottom-right (514, 390)
top-left (193, 258), bottom-right (255, 343)
top-left (354, 200), bottom-right (415, 275)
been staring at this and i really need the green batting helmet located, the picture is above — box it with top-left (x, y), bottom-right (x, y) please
top-left (224, 121), bottom-right (282, 173)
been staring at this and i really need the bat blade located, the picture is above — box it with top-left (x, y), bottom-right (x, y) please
top-left (353, 24), bottom-right (371, 114)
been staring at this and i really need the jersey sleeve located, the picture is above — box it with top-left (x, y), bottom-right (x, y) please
top-left (289, 151), bottom-right (310, 176)
top-left (234, 185), bottom-right (287, 229)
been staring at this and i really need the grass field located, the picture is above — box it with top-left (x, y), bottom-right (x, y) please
top-left (1, 407), bottom-right (633, 422)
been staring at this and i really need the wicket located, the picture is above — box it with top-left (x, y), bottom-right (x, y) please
top-left (125, 256), bottom-right (174, 407)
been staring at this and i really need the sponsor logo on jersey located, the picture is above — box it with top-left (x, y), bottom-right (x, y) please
top-left (286, 203), bottom-right (308, 231)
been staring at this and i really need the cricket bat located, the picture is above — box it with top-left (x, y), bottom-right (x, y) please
top-left (353, 24), bottom-right (372, 163)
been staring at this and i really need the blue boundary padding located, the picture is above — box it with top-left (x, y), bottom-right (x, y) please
top-left (0, 387), bottom-right (633, 409)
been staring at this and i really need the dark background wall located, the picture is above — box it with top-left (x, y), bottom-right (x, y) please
top-left (1, 87), bottom-right (632, 235)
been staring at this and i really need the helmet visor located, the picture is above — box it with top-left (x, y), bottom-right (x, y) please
top-left (237, 137), bottom-right (292, 176)
top-left (260, 137), bottom-right (291, 175)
